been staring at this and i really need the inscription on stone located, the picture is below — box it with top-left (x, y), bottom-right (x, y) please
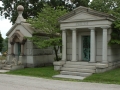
top-left (76, 22), bottom-right (88, 26)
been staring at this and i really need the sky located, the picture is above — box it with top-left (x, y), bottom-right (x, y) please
top-left (0, 2), bottom-right (12, 39)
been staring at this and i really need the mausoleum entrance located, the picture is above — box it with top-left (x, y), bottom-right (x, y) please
top-left (81, 36), bottom-right (90, 61)
top-left (10, 30), bottom-right (26, 59)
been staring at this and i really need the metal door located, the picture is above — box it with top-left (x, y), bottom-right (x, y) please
top-left (82, 36), bottom-right (90, 61)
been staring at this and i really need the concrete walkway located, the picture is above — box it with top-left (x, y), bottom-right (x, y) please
top-left (0, 74), bottom-right (120, 90)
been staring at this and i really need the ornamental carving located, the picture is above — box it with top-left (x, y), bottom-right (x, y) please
top-left (10, 30), bottom-right (26, 44)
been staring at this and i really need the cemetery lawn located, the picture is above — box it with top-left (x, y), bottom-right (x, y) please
top-left (83, 68), bottom-right (120, 84)
top-left (6, 66), bottom-right (59, 79)
top-left (6, 66), bottom-right (120, 84)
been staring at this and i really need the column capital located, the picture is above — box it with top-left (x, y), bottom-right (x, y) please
top-left (88, 27), bottom-right (95, 30)
top-left (101, 26), bottom-right (110, 29)
top-left (70, 28), bottom-right (76, 31)
top-left (61, 29), bottom-right (66, 31)
top-left (62, 30), bottom-right (66, 33)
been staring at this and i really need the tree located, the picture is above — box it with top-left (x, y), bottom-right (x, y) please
top-left (90, 0), bottom-right (120, 45)
top-left (47, 0), bottom-right (90, 11)
top-left (71, 0), bottom-right (90, 7)
top-left (0, 32), bottom-right (3, 53)
top-left (27, 5), bottom-right (67, 61)
top-left (0, 0), bottom-right (46, 24)
top-left (0, 0), bottom-right (90, 24)
top-left (1, 38), bottom-right (8, 54)
top-left (90, 0), bottom-right (120, 17)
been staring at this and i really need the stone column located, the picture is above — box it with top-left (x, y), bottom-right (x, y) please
top-left (21, 44), bottom-right (24, 55)
top-left (90, 28), bottom-right (96, 62)
top-left (72, 29), bottom-right (77, 61)
top-left (102, 27), bottom-right (108, 63)
top-left (10, 42), bottom-right (14, 55)
top-left (62, 30), bottom-right (66, 61)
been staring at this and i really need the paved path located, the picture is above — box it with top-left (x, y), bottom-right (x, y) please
top-left (0, 74), bottom-right (120, 90)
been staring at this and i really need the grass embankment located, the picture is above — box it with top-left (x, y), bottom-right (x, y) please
top-left (83, 68), bottom-right (120, 84)
top-left (6, 66), bottom-right (120, 84)
top-left (6, 66), bottom-right (59, 79)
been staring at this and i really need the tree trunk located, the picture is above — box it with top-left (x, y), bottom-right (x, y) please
top-left (54, 46), bottom-right (59, 61)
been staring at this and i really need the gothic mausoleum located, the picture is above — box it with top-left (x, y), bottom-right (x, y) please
top-left (6, 5), bottom-right (54, 69)
top-left (53, 6), bottom-right (120, 79)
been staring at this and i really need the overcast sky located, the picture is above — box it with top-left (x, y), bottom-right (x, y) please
top-left (0, 1), bottom-right (12, 39)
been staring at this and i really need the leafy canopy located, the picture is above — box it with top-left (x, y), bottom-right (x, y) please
top-left (27, 5), bottom-right (67, 61)
top-left (0, 0), bottom-right (90, 24)
top-left (90, 0), bottom-right (120, 45)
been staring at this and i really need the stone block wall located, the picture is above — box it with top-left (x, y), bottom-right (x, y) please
top-left (25, 40), bottom-right (54, 67)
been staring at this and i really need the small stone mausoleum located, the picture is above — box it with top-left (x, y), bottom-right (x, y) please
top-left (53, 6), bottom-right (120, 79)
top-left (6, 5), bottom-right (54, 68)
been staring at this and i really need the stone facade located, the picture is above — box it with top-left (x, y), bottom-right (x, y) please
top-left (56, 6), bottom-right (120, 73)
top-left (6, 5), bottom-right (54, 68)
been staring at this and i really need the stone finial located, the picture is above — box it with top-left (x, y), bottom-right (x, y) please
top-left (17, 5), bottom-right (24, 11)
top-left (16, 5), bottom-right (26, 23)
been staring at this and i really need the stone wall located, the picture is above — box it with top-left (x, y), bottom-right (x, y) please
top-left (26, 40), bottom-right (54, 67)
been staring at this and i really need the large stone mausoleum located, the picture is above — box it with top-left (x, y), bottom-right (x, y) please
top-left (6, 5), bottom-right (54, 68)
top-left (53, 6), bottom-right (120, 79)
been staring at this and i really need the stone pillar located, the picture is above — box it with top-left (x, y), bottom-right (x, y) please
top-left (72, 29), bottom-right (77, 61)
top-left (102, 27), bottom-right (108, 63)
top-left (90, 28), bottom-right (96, 62)
top-left (11, 42), bottom-right (14, 55)
top-left (62, 30), bottom-right (66, 61)
top-left (21, 44), bottom-right (24, 55)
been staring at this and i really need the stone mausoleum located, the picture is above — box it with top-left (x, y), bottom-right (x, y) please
top-left (53, 6), bottom-right (120, 79)
top-left (6, 5), bottom-right (54, 68)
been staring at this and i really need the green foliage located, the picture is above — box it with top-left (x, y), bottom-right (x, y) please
top-left (90, 0), bottom-right (120, 14)
top-left (1, 0), bottom-right (46, 24)
top-left (28, 5), bottom-right (67, 35)
top-left (27, 5), bottom-right (67, 61)
top-left (1, 38), bottom-right (8, 54)
top-left (90, 0), bottom-right (120, 46)
top-left (109, 20), bottom-right (120, 45)
top-left (71, 0), bottom-right (90, 7)
top-left (0, 33), bottom-right (3, 52)
top-left (27, 36), bottom-right (62, 49)
top-left (0, 0), bottom-right (90, 24)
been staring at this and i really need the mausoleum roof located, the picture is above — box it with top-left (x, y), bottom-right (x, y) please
top-left (59, 6), bottom-right (115, 22)
top-left (6, 5), bottom-right (37, 36)
top-left (6, 22), bottom-right (36, 36)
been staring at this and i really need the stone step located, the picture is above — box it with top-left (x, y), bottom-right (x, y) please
top-left (5, 64), bottom-right (12, 67)
top-left (66, 61), bottom-right (96, 66)
top-left (53, 74), bottom-right (85, 80)
top-left (61, 67), bottom-right (95, 73)
top-left (60, 71), bottom-right (92, 77)
top-left (63, 64), bottom-right (96, 69)
top-left (2, 67), bottom-right (11, 70)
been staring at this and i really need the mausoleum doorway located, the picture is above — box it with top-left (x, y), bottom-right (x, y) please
top-left (81, 36), bottom-right (90, 61)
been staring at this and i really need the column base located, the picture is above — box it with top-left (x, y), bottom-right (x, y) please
top-left (89, 60), bottom-right (96, 63)
top-left (102, 61), bottom-right (108, 64)
top-left (71, 60), bottom-right (77, 62)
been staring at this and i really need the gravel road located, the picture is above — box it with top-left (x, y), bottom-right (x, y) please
top-left (0, 74), bottom-right (120, 90)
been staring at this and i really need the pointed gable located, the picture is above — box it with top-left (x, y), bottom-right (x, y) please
top-left (59, 6), bottom-right (115, 23)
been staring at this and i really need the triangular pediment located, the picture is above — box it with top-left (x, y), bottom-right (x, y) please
top-left (59, 6), bottom-right (115, 22)
top-left (64, 12), bottom-right (104, 22)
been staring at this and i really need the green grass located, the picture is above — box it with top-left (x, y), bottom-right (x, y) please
top-left (5, 66), bottom-right (120, 84)
top-left (83, 68), bottom-right (120, 84)
top-left (6, 66), bottom-right (59, 79)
